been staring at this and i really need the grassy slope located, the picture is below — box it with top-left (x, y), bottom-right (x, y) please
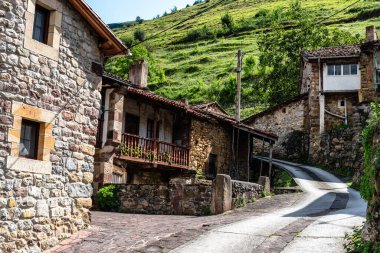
top-left (113, 0), bottom-right (380, 116)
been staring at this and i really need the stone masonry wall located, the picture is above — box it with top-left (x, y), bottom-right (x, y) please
top-left (0, 0), bottom-right (103, 252)
top-left (313, 103), bottom-right (370, 181)
top-left (118, 182), bottom-right (213, 216)
top-left (231, 180), bottom-right (262, 208)
top-left (247, 96), bottom-right (308, 160)
top-left (190, 119), bottom-right (232, 177)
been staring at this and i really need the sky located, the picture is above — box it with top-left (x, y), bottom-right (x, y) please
top-left (85, 0), bottom-right (195, 24)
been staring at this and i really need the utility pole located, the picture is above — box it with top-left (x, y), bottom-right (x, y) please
top-left (236, 49), bottom-right (242, 122)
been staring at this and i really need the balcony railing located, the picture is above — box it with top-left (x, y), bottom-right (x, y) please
top-left (120, 133), bottom-right (190, 168)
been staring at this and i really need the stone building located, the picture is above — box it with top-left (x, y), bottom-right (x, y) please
top-left (244, 26), bottom-right (379, 174)
top-left (94, 65), bottom-right (277, 191)
top-left (0, 0), bottom-right (127, 252)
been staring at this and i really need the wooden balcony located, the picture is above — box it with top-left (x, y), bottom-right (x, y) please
top-left (118, 133), bottom-right (190, 169)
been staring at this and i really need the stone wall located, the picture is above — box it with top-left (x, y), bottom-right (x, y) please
top-left (247, 96), bottom-right (308, 160)
top-left (190, 119), bottom-right (232, 177)
top-left (231, 180), bottom-right (262, 208)
top-left (0, 0), bottom-right (102, 252)
top-left (312, 103), bottom-right (370, 181)
top-left (118, 182), bottom-right (212, 216)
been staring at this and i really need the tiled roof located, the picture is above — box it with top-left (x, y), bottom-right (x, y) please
top-left (191, 102), bottom-right (229, 116)
top-left (302, 45), bottom-right (361, 60)
top-left (102, 72), bottom-right (278, 142)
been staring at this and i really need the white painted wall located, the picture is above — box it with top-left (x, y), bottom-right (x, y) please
top-left (323, 63), bottom-right (360, 91)
top-left (123, 98), bottom-right (174, 143)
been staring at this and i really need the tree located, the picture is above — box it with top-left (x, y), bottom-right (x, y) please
top-left (134, 29), bottom-right (146, 42)
top-left (163, 11), bottom-right (168, 17)
top-left (171, 6), bottom-right (178, 14)
top-left (254, 0), bottom-right (361, 106)
top-left (135, 16), bottom-right (143, 24)
top-left (105, 44), bottom-right (166, 85)
top-left (221, 13), bottom-right (235, 33)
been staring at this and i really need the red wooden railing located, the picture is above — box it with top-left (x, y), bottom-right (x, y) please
top-left (121, 133), bottom-right (189, 167)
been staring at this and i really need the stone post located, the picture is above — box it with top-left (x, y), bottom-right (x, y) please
top-left (211, 174), bottom-right (232, 214)
top-left (107, 91), bottom-right (124, 145)
top-left (258, 176), bottom-right (270, 193)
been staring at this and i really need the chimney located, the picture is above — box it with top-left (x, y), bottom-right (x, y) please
top-left (366, 26), bottom-right (378, 42)
top-left (128, 60), bottom-right (148, 87)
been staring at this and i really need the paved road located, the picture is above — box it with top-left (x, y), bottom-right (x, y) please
top-left (172, 159), bottom-right (367, 253)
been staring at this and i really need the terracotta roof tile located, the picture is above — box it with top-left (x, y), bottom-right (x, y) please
top-left (102, 72), bottom-right (278, 142)
top-left (302, 45), bottom-right (361, 60)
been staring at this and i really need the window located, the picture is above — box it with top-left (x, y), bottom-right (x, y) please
top-left (147, 119), bottom-right (160, 139)
top-left (334, 65), bottom-right (342, 75)
top-left (124, 113), bottom-right (140, 135)
top-left (351, 64), bottom-right (358, 75)
top-left (19, 120), bottom-right (40, 159)
top-left (327, 64), bottom-right (358, 76)
top-left (327, 65), bottom-right (334, 75)
top-left (33, 5), bottom-right (50, 44)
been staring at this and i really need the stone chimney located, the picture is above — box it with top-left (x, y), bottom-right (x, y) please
top-left (366, 26), bottom-right (378, 42)
top-left (128, 60), bottom-right (148, 87)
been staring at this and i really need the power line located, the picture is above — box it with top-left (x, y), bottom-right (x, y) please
top-left (130, 0), bottom-right (227, 49)
top-left (299, 0), bottom-right (361, 33)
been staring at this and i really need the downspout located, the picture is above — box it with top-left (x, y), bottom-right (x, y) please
top-left (318, 57), bottom-right (325, 134)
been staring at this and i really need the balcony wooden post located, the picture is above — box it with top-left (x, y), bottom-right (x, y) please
top-left (153, 108), bottom-right (159, 166)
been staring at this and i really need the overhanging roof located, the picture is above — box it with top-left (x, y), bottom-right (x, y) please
top-left (68, 0), bottom-right (128, 56)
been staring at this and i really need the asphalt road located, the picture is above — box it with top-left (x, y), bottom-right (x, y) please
top-left (171, 159), bottom-right (367, 253)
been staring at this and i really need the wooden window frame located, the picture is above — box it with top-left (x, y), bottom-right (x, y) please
top-left (32, 4), bottom-right (50, 44)
top-left (19, 119), bottom-right (40, 160)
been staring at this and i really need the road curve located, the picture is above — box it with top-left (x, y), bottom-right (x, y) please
top-left (171, 159), bottom-right (367, 253)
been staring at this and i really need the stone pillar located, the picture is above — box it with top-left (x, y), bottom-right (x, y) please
top-left (211, 174), bottom-right (232, 214)
top-left (258, 176), bottom-right (270, 193)
top-left (107, 91), bottom-right (124, 145)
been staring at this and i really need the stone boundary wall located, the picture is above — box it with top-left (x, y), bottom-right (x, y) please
top-left (118, 182), bottom-right (213, 216)
top-left (117, 175), bottom-right (268, 215)
top-left (311, 103), bottom-right (370, 183)
top-left (231, 180), bottom-right (263, 208)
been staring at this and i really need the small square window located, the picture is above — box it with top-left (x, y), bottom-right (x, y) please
top-left (350, 64), bottom-right (358, 75)
top-left (327, 65), bottom-right (334, 75)
top-left (334, 65), bottom-right (342, 75)
top-left (343, 64), bottom-right (350, 75)
top-left (33, 5), bottom-right (50, 44)
top-left (19, 120), bottom-right (40, 159)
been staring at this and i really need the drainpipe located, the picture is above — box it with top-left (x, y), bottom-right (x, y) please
top-left (344, 97), bottom-right (348, 125)
top-left (318, 57), bottom-right (325, 134)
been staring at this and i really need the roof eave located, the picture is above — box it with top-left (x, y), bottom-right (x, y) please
top-left (68, 0), bottom-right (128, 57)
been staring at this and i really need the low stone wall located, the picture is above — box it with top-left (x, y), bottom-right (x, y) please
top-left (117, 175), bottom-right (268, 215)
top-left (118, 182), bottom-right (212, 215)
top-left (119, 185), bottom-right (171, 214)
top-left (231, 180), bottom-right (263, 208)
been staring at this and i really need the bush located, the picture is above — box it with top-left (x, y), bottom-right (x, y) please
top-left (221, 13), bottom-right (235, 33)
top-left (96, 185), bottom-right (120, 211)
top-left (344, 226), bottom-right (380, 253)
top-left (181, 25), bottom-right (217, 43)
top-left (134, 29), bottom-right (146, 42)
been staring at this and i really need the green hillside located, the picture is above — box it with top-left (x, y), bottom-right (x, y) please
top-left (110, 0), bottom-right (380, 117)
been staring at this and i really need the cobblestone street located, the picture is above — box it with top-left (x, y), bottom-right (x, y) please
top-left (45, 193), bottom-right (304, 253)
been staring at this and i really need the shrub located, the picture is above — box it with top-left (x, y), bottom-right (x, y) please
top-left (235, 196), bottom-right (246, 208)
top-left (96, 185), bottom-right (120, 211)
top-left (181, 25), bottom-right (217, 43)
top-left (134, 29), bottom-right (146, 42)
top-left (221, 13), bottom-right (235, 33)
top-left (344, 225), bottom-right (380, 253)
